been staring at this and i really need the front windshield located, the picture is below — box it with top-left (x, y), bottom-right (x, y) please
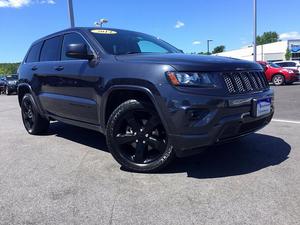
top-left (6, 75), bottom-right (18, 81)
top-left (269, 62), bottom-right (281, 68)
top-left (90, 29), bottom-right (180, 55)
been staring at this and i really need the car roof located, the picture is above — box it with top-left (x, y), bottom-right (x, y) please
top-left (31, 27), bottom-right (143, 46)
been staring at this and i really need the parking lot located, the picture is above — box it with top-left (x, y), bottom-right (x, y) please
top-left (0, 84), bottom-right (299, 225)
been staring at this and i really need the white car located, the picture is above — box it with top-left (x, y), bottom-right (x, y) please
top-left (274, 61), bottom-right (300, 73)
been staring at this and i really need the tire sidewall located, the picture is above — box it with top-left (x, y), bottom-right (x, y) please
top-left (21, 94), bottom-right (39, 134)
top-left (106, 100), bottom-right (174, 172)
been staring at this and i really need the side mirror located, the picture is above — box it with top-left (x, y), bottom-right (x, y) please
top-left (66, 43), bottom-right (94, 60)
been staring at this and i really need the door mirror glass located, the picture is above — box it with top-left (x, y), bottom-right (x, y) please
top-left (65, 43), bottom-right (93, 60)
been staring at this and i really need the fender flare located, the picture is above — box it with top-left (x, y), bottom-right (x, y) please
top-left (101, 85), bottom-right (170, 134)
top-left (17, 83), bottom-right (46, 117)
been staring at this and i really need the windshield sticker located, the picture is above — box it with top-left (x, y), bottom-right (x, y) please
top-left (91, 29), bottom-right (117, 34)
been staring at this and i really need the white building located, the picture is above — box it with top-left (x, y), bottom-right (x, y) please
top-left (214, 39), bottom-right (300, 62)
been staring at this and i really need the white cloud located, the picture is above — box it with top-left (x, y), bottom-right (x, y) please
top-left (192, 41), bottom-right (201, 45)
top-left (0, 0), bottom-right (30, 8)
top-left (0, 0), bottom-right (55, 8)
top-left (40, 0), bottom-right (55, 4)
top-left (174, 20), bottom-right (185, 29)
top-left (279, 31), bottom-right (300, 40)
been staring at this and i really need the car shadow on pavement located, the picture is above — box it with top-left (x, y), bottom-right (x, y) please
top-left (46, 122), bottom-right (290, 179)
top-left (163, 133), bottom-right (291, 179)
top-left (47, 121), bottom-right (109, 152)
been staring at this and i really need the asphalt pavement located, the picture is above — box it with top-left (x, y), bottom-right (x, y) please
top-left (0, 84), bottom-right (299, 225)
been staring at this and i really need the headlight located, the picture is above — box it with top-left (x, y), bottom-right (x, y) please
top-left (166, 72), bottom-right (217, 87)
top-left (287, 70), bottom-right (294, 74)
top-left (8, 81), bottom-right (15, 85)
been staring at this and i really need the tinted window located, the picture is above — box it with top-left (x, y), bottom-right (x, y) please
top-left (40, 36), bottom-right (62, 61)
top-left (26, 42), bottom-right (43, 63)
top-left (90, 29), bottom-right (180, 55)
top-left (275, 62), bottom-right (284, 66)
top-left (61, 33), bottom-right (87, 60)
top-left (286, 62), bottom-right (296, 67)
top-left (269, 63), bottom-right (281, 68)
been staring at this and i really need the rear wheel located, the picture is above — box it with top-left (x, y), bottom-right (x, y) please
top-left (272, 74), bottom-right (285, 86)
top-left (21, 93), bottom-right (49, 135)
top-left (106, 100), bottom-right (174, 172)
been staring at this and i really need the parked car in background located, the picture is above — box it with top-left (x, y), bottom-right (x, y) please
top-left (257, 61), bottom-right (299, 86)
top-left (274, 61), bottom-right (300, 73)
top-left (0, 74), bottom-right (18, 95)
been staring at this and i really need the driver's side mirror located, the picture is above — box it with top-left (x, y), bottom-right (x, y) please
top-left (66, 43), bottom-right (94, 60)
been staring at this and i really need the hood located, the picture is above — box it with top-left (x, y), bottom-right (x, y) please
top-left (115, 53), bottom-right (262, 71)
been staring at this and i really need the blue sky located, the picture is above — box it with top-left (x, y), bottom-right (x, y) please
top-left (0, 0), bottom-right (300, 62)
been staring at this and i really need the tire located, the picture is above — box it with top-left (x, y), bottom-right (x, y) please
top-left (106, 99), bottom-right (175, 173)
top-left (272, 74), bottom-right (285, 86)
top-left (5, 86), bottom-right (10, 95)
top-left (21, 93), bottom-right (49, 135)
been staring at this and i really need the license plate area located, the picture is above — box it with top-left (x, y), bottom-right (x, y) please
top-left (252, 98), bottom-right (271, 117)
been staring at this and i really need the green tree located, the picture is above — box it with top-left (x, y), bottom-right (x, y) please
top-left (198, 52), bottom-right (210, 55)
top-left (0, 63), bottom-right (21, 76)
top-left (285, 48), bottom-right (292, 60)
top-left (256, 32), bottom-right (279, 45)
top-left (212, 45), bottom-right (225, 54)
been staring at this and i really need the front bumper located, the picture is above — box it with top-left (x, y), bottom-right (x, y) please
top-left (162, 89), bottom-right (274, 157)
top-left (8, 84), bottom-right (17, 92)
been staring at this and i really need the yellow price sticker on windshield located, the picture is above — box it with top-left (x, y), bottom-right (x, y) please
top-left (91, 29), bottom-right (117, 34)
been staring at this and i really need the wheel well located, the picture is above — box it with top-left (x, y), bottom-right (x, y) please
top-left (272, 73), bottom-right (285, 80)
top-left (105, 90), bottom-right (155, 125)
top-left (18, 85), bottom-right (31, 106)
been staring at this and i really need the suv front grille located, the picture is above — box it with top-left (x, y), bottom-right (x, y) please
top-left (223, 71), bottom-right (269, 94)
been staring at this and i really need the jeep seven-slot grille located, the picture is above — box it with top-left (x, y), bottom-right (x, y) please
top-left (223, 71), bottom-right (269, 94)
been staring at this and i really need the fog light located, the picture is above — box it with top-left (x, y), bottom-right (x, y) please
top-left (187, 109), bottom-right (209, 121)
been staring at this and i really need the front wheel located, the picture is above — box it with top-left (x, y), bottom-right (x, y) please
top-left (21, 93), bottom-right (50, 135)
top-left (106, 100), bottom-right (175, 173)
top-left (272, 74), bottom-right (285, 86)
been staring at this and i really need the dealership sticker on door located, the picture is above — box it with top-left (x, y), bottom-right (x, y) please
top-left (256, 98), bottom-right (271, 117)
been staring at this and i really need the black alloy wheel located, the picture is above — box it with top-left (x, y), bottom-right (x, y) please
top-left (21, 94), bottom-right (49, 135)
top-left (106, 100), bottom-right (174, 172)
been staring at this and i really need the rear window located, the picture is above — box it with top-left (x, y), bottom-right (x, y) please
top-left (26, 42), bottom-right (43, 63)
top-left (40, 36), bottom-right (63, 61)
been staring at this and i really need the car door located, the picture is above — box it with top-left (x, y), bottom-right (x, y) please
top-left (38, 33), bottom-right (99, 124)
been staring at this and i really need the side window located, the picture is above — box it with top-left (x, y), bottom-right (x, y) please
top-left (40, 36), bottom-right (63, 62)
top-left (26, 42), bottom-right (43, 63)
top-left (137, 40), bottom-right (168, 53)
top-left (61, 33), bottom-right (88, 60)
top-left (286, 62), bottom-right (296, 67)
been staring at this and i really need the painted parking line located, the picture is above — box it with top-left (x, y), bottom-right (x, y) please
top-left (272, 119), bottom-right (300, 124)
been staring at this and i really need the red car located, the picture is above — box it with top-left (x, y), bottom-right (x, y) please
top-left (257, 61), bottom-right (299, 86)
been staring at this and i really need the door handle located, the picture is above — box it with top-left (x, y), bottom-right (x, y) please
top-left (31, 66), bottom-right (38, 71)
top-left (54, 66), bottom-right (64, 71)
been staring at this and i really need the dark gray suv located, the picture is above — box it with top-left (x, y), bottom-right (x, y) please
top-left (18, 27), bottom-right (274, 172)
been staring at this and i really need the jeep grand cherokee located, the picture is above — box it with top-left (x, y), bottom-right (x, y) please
top-left (18, 28), bottom-right (274, 172)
